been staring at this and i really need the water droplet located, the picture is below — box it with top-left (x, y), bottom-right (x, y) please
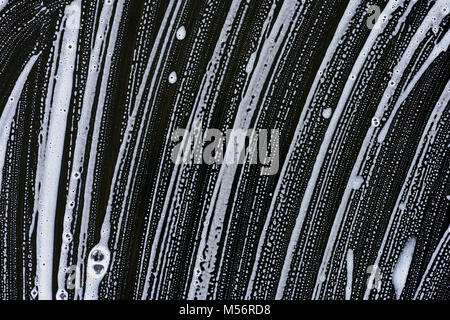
top-left (176, 26), bottom-right (186, 40)
top-left (168, 71), bottom-right (177, 84)
top-left (372, 117), bottom-right (380, 127)
top-left (351, 176), bottom-right (364, 190)
top-left (322, 108), bottom-right (332, 119)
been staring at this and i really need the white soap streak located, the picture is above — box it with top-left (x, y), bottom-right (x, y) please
top-left (188, 0), bottom-right (304, 300)
top-left (140, 0), bottom-right (247, 299)
top-left (325, 20), bottom-right (446, 302)
top-left (79, 0), bottom-right (125, 298)
top-left (305, 5), bottom-right (412, 298)
top-left (92, 0), bottom-right (182, 299)
top-left (0, 54), bottom-right (40, 197)
top-left (309, 0), bottom-right (447, 298)
top-left (363, 78), bottom-right (450, 299)
top-left (34, 0), bottom-right (81, 300)
top-left (48, 0), bottom-right (125, 300)
top-left (0, 53), bottom-right (39, 298)
top-left (148, 0), bottom-right (253, 298)
top-left (247, 0), bottom-right (362, 299)
top-left (345, 249), bottom-right (354, 300)
top-left (364, 18), bottom-right (450, 300)
top-left (274, 0), bottom-right (399, 299)
top-left (137, 0), bottom-right (270, 299)
top-left (378, 31), bottom-right (450, 141)
top-left (392, 237), bottom-right (416, 299)
top-left (149, 0), bottom-right (248, 298)
top-left (29, 21), bottom-right (64, 242)
top-left (214, 0), bottom-right (296, 296)
top-left (414, 227), bottom-right (450, 299)
top-left (64, 0), bottom-right (122, 300)
top-left (312, 2), bottom-right (449, 299)
top-left (133, 9), bottom-right (181, 295)
top-left (121, 1), bottom-right (188, 300)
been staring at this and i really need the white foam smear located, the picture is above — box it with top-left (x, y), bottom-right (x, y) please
top-left (47, 0), bottom-right (126, 301)
top-left (392, 237), bottom-right (416, 299)
top-left (133, 0), bottom-right (184, 297)
top-left (34, 0), bottom-right (81, 300)
top-left (272, 0), bottom-right (383, 299)
top-left (79, 0), bottom-right (125, 299)
top-left (308, 0), bottom-right (407, 297)
top-left (140, 0), bottom-right (282, 299)
top-left (246, 0), bottom-right (363, 299)
top-left (0, 0), bottom-right (448, 300)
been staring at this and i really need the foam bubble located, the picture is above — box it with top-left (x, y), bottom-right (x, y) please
top-left (176, 26), bottom-right (186, 40)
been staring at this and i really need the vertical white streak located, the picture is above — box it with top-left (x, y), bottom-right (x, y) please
top-left (147, 0), bottom-right (247, 299)
top-left (49, 0), bottom-right (122, 300)
top-left (81, 0), bottom-right (125, 300)
top-left (152, 12), bottom-right (246, 301)
top-left (188, 0), bottom-right (303, 300)
top-left (95, 0), bottom-right (181, 300)
top-left (345, 249), bottom-right (354, 300)
top-left (392, 237), bottom-right (416, 299)
top-left (276, 0), bottom-right (401, 299)
top-left (318, 37), bottom-right (447, 298)
top-left (79, 0), bottom-right (125, 299)
top-left (363, 77), bottom-right (450, 299)
top-left (246, 0), bottom-right (361, 299)
top-left (35, 0), bottom-right (80, 300)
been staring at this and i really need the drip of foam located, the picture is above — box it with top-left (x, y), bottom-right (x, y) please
top-left (392, 237), bottom-right (416, 299)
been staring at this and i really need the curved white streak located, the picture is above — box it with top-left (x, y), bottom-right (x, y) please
top-left (245, 0), bottom-right (361, 299)
top-left (274, 0), bottom-right (400, 299)
top-left (414, 226), bottom-right (450, 299)
top-left (188, 0), bottom-right (303, 300)
top-left (0, 54), bottom-right (40, 196)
